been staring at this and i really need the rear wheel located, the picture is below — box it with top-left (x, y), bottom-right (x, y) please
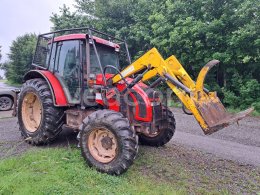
top-left (0, 96), bottom-right (13, 111)
top-left (139, 108), bottom-right (176, 147)
top-left (18, 78), bottom-right (65, 145)
top-left (79, 110), bottom-right (138, 175)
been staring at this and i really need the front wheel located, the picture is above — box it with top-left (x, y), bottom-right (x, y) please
top-left (139, 107), bottom-right (176, 147)
top-left (79, 110), bottom-right (138, 175)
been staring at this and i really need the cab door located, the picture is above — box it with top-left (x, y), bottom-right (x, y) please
top-left (54, 40), bottom-right (82, 104)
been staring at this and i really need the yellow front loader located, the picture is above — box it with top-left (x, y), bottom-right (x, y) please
top-left (112, 48), bottom-right (253, 134)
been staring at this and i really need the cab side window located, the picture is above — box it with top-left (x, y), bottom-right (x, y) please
top-left (55, 40), bottom-right (81, 103)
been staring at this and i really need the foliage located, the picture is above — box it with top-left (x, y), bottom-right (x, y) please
top-left (3, 34), bottom-right (37, 83)
top-left (223, 73), bottom-right (260, 112)
top-left (50, 5), bottom-right (91, 31)
top-left (50, 0), bottom-right (259, 110)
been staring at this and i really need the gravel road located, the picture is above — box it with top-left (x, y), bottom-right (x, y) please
top-left (0, 108), bottom-right (259, 166)
top-left (171, 109), bottom-right (260, 166)
top-left (173, 108), bottom-right (260, 147)
top-left (0, 117), bottom-right (78, 159)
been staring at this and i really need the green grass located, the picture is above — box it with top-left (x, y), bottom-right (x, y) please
top-left (169, 98), bottom-right (260, 117)
top-left (0, 147), bottom-right (184, 195)
top-left (1, 145), bottom-right (258, 194)
top-left (227, 107), bottom-right (260, 117)
top-left (168, 99), bottom-right (182, 108)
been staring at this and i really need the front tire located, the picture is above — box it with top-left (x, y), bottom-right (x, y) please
top-left (18, 78), bottom-right (65, 145)
top-left (79, 110), bottom-right (138, 175)
top-left (139, 107), bottom-right (176, 147)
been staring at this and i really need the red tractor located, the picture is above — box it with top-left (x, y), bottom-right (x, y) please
top-left (16, 28), bottom-right (252, 175)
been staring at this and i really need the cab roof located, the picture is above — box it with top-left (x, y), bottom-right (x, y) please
top-left (54, 33), bottom-right (120, 48)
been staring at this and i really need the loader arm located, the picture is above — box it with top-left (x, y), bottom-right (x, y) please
top-left (112, 48), bottom-right (253, 134)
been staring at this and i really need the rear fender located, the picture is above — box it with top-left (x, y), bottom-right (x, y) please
top-left (24, 70), bottom-right (68, 107)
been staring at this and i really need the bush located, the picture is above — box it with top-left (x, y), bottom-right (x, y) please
top-left (223, 78), bottom-right (260, 112)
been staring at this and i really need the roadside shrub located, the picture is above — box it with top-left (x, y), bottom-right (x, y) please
top-left (223, 78), bottom-right (260, 112)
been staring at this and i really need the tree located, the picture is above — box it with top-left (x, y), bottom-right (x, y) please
top-left (51, 0), bottom-right (259, 112)
top-left (5, 34), bottom-right (37, 83)
top-left (51, 0), bottom-right (156, 57)
top-left (50, 5), bottom-right (91, 31)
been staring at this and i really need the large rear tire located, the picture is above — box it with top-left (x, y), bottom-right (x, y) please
top-left (18, 78), bottom-right (65, 145)
top-left (139, 107), bottom-right (176, 147)
top-left (79, 110), bottom-right (138, 175)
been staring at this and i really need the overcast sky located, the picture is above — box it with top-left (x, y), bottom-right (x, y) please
top-left (0, 0), bottom-right (75, 62)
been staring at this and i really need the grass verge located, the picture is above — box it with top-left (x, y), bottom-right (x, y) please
top-left (169, 99), bottom-right (260, 117)
top-left (1, 145), bottom-right (259, 194)
top-left (3, 80), bottom-right (22, 88)
top-left (0, 147), bottom-right (183, 195)
top-left (227, 107), bottom-right (260, 117)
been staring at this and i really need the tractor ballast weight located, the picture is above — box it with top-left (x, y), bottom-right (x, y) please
top-left (17, 27), bottom-right (253, 175)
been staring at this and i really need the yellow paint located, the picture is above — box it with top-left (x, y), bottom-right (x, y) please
top-left (112, 47), bottom-right (226, 132)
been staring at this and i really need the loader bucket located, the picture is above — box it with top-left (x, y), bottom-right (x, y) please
top-left (191, 60), bottom-right (254, 135)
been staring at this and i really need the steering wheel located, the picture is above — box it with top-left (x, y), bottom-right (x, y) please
top-left (103, 65), bottom-right (129, 87)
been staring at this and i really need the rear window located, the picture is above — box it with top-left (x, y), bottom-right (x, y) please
top-left (33, 35), bottom-right (52, 68)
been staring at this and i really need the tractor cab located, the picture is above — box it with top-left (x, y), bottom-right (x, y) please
top-left (31, 28), bottom-right (130, 106)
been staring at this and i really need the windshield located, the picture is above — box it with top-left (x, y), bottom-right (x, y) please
top-left (90, 44), bottom-right (119, 74)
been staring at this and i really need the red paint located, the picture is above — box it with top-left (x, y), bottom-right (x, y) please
top-left (96, 99), bottom-right (104, 106)
top-left (114, 78), bottom-right (152, 122)
top-left (107, 98), bottom-right (120, 112)
top-left (40, 71), bottom-right (68, 106)
top-left (95, 74), bottom-right (114, 85)
top-left (92, 36), bottom-right (120, 48)
top-left (54, 34), bottom-right (86, 42)
top-left (131, 83), bottom-right (152, 122)
top-left (53, 34), bottom-right (120, 48)
top-left (94, 76), bottom-right (152, 122)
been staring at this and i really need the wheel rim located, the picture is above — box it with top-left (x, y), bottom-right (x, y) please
top-left (22, 92), bottom-right (42, 132)
top-left (0, 97), bottom-right (12, 110)
top-left (88, 127), bottom-right (118, 163)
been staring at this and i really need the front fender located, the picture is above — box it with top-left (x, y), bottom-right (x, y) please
top-left (24, 70), bottom-right (68, 107)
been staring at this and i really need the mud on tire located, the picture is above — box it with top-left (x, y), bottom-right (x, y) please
top-left (18, 78), bottom-right (65, 145)
top-left (79, 109), bottom-right (138, 175)
top-left (139, 107), bottom-right (176, 147)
